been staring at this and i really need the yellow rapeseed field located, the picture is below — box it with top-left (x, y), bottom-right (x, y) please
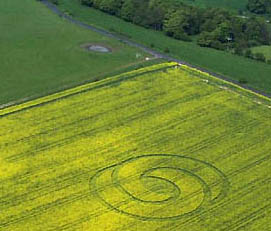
top-left (0, 63), bottom-right (270, 230)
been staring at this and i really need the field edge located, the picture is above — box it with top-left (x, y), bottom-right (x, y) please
top-left (0, 62), bottom-right (177, 117)
top-left (1, 61), bottom-right (270, 118)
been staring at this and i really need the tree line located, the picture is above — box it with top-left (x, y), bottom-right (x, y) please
top-left (78, 0), bottom-right (271, 60)
top-left (247, 0), bottom-right (271, 14)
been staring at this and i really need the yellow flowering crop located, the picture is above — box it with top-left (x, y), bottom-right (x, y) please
top-left (0, 63), bottom-right (270, 230)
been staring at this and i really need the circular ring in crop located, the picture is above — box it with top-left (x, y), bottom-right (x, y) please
top-left (90, 154), bottom-right (229, 220)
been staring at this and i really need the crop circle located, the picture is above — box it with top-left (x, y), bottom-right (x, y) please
top-left (90, 154), bottom-right (229, 220)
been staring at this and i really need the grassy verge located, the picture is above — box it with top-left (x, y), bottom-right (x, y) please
top-left (251, 45), bottom-right (271, 60)
top-left (56, 0), bottom-right (271, 94)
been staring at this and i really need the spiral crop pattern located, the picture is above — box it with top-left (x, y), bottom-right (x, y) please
top-left (90, 154), bottom-right (229, 220)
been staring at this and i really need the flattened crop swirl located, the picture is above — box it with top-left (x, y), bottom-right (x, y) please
top-left (90, 154), bottom-right (229, 220)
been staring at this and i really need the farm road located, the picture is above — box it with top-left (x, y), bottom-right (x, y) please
top-left (41, 0), bottom-right (271, 98)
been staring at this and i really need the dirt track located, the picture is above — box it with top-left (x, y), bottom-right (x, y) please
top-left (41, 0), bottom-right (271, 99)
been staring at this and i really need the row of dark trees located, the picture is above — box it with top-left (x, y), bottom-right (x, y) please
top-left (247, 0), bottom-right (271, 14)
top-left (77, 0), bottom-right (271, 64)
top-left (79, 0), bottom-right (271, 53)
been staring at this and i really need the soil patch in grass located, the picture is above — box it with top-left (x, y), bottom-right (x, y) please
top-left (81, 43), bottom-right (112, 53)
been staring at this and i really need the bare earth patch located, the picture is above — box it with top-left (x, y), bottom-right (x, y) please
top-left (81, 43), bottom-right (112, 53)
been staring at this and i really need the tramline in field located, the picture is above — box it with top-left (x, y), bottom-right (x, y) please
top-left (0, 63), bottom-right (270, 230)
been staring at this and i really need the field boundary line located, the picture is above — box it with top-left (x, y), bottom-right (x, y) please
top-left (0, 63), bottom-right (177, 117)
top-left (179, 64), bottom-right (271, 104)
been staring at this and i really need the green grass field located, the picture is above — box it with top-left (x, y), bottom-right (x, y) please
top-left (252, 45), bottom-right (271, 60)
top-left (177, 0), bottom-right (248, 12)
top-left (0, 63), bottom-right (270, 230)
top-left (0, 0), bottom-right (150, 106)
top-left (54, 0), bottom-right (271, 95)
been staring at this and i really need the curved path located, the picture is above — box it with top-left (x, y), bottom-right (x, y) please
top-left (41, 0), bottom-right (270, 98)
